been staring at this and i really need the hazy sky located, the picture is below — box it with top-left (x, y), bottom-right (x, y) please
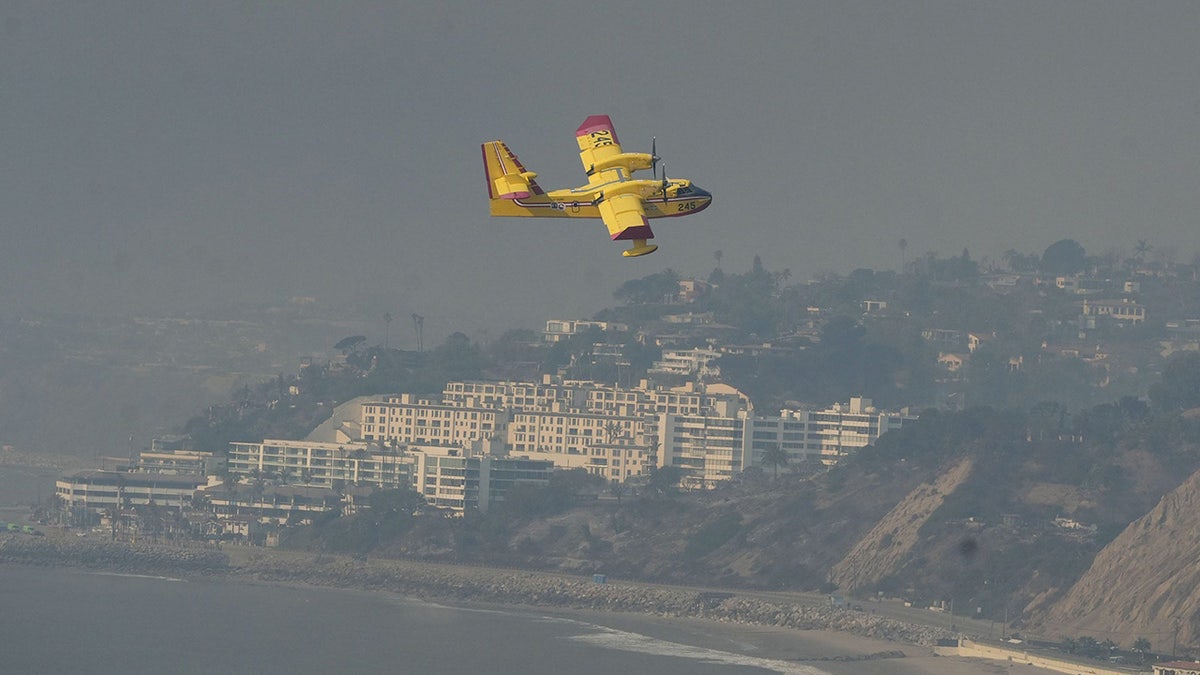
top-left (4, 2), bottom-right (1199, 344)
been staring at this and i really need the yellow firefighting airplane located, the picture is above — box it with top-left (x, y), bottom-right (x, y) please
top-left (482, 115), bottom-right (711, 257)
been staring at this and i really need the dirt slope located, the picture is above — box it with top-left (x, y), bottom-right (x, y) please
top-left (1029, 467), bottom-right (1200, 650)
top-left (830, 457), bottom-right (974, 592)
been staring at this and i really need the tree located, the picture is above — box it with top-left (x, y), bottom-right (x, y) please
top-left (1149, 351), bottom-right (1200, 412)
top-left (604, 420), bottom-right (622, 443)
top-left (761, 443), bottom-right (788, 479)
top-left (1002, 249), bottom-right (1039, 273)
top-left (1041, 239), bottom-right (1087, 276)
top-left (366, 487), bottom-right (425, 516)
top-left (613, 269), bottom-right (680, 305)
top-left (334, 335), bottom-right (367, 355)
top-left (1134, 239), bottom-right (1152, 262)
top-left (1132, 637), bottom-right (1151, 662)
top-left (646, 465), bottom-right (683, 496)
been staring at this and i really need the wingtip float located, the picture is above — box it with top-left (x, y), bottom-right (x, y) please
top-left (482, 115), bottom-right (710, 258)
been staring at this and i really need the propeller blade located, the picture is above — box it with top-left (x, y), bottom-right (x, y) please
top-left (651, 137), bottom-right (659, 179)
top-left (660, 163), bottom-right (669, 204)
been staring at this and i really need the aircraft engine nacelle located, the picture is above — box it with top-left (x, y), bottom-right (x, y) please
top-left (589, 152), bottom-right (654, 175)
top-left (492, 171), bottom-right (539, 200)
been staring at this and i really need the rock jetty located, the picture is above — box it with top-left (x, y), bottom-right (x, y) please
top-left (0, 536), bottom-right (228, 574)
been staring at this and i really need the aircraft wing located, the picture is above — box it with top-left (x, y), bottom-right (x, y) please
top-left (576, 115), bottom-right (625, 176)
top-left (598, 193), bottom-right (654, 242)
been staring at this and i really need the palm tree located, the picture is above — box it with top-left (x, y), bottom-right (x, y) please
top-left (383, 312), bottom-right (394, 348)
top-left (604, 421), bottom-right (622, 444)
top-left (1135, 238), bottom-right (1152, 262)
top-left (761, 443), bottom-right (788, 479)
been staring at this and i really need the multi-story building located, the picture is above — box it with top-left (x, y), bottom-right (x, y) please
top-left (360, 379), bottom-right (758, 483)
top-left (515, 441), bottom-right (647, 483)
top-left (55, 470), bottom-right (205, 512)
top-left (224, 438), bottom-right (553, 514)
top-left (136, 449), bottom-right (215, 476)
top-left (354, 378), bottom-right (912, 487)
top-left (360, 394), bottom-right (506, 446)
top-left (202, 484), bottom-right (345, 525)
top-left (543, 319), bottom-right (628, 343)
top-left (655, 407), bottom-right (754, 488)
top-left (750, 397), bottom-right (917, 467)
top-left (650, 347), bottom-right (722, 378)
top-left (1080, 298), bottom-right (1146, 327)
top-left (410, 447), bottom-right (553, 513)
top-left (227, 440), bottom-right (410, 489)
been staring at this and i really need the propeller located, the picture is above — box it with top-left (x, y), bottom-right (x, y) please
top-left (650, 137), bottom-right (661, 179)
top-left (660, 163), bottom-right (669, 203)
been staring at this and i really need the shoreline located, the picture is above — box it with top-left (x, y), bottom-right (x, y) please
top-left (0, 536), bottom-right (1058, 674)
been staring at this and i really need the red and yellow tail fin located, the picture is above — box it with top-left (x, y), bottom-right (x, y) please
top-left (482, 141), bottom-right (557, 217)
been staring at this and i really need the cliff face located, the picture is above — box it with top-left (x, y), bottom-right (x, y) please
top-left (830, 458), bottom-right (974, 592)
top-left (1029, 467), bottom-right (1200, 649)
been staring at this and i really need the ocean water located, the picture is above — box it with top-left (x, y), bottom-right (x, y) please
top-left (0, 566), bottom-right (828, 675)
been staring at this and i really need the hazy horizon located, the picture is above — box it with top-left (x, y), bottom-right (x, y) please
top-left (5, 2), bottom-right (1199, 343)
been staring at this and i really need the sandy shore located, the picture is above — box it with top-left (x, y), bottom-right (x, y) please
top-left (472, 604), bottom-right (1057, 675)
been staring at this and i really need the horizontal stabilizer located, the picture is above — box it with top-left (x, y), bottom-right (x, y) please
top-left (482, 141), bottom-right (545, 200)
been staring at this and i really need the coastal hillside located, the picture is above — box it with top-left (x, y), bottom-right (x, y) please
top-left (830, 457), bottom-right (974, 592)
top-left (1028, 466), bottom-right (1200, 647)
top-left (285, 404), bottom-right (1200, 641)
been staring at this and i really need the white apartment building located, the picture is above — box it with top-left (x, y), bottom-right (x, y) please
top-left (1080, 298), bottom-right (1146, 326)
top-left (56, 470), bottom-right (205, 512)
top-left (514, 442), bottom-right (647, 483)
top-left (751, 397), bottom-right (917, 467)
top-left (442, 379), bottom-right (586, 410)
top-left (361, 379), bottom-right (748, 484)
top-left (227, 440), bottom-right (409, 489)
top-left (410, 447), bottom-right (553, 513)
top-left (136, 450), bottom-right (214, 476)
top-left (224, 438), bottom-right (553, 514)
top-left (650, 347), bottom-right (722, 378)
top-left (360, 394), bottom-right (506, 446)
top-left (656, 409), bottom-right (753, 488)
top-left (353, 379), bottom-right (912, 487)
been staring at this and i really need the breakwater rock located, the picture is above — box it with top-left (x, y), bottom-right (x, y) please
top-left (0, 536), bottom-right (228, 574)
top-left (236, 554), bottom-right (953, 646)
